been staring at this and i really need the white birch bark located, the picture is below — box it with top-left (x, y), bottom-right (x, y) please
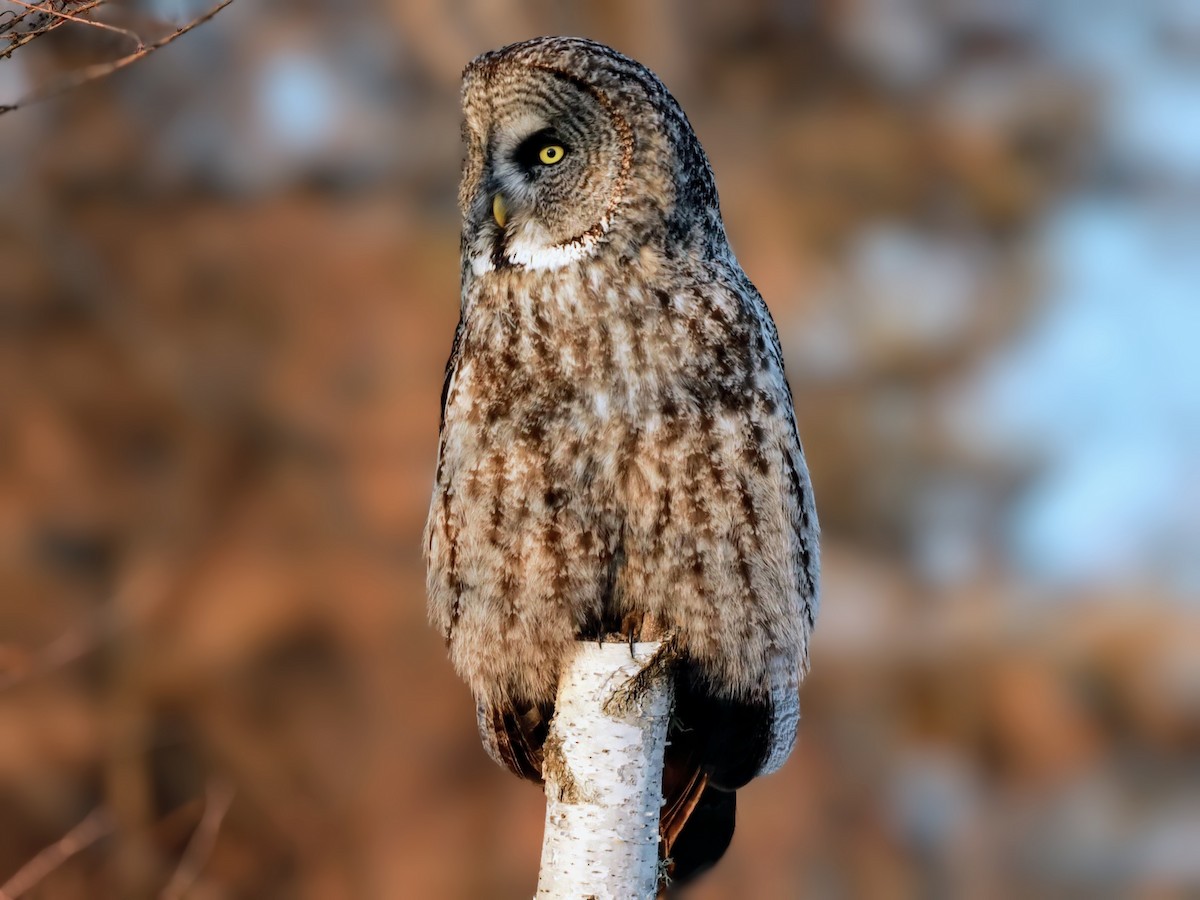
top-left (535, 641), bottom-right (673, 900)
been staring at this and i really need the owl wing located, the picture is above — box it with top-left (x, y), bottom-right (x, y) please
top-left (655, 276), bottom-right (815, 884)
top-left (475, 701), bottom-right (549, 782)
top-left (438, 316), bottom-right (466, 433)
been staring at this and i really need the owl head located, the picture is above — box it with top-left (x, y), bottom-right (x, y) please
top-left (459, 37), bottom-right (727, 276)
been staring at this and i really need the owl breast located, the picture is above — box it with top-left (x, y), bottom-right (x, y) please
top-left (426, 252), bottom-right (813, 711)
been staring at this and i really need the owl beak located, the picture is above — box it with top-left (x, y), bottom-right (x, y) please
top-left (492, 193), bottom-right (508, 229)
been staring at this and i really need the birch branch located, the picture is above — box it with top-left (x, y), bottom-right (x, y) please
top-left (536, 641), bottom-right (674, 900)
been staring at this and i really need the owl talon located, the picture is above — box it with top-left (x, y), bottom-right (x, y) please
top-left (620, 611), bottom-right (645, 655)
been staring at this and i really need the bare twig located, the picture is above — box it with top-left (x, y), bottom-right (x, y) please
top-left (160, 778), bottom-right (235, 900)
top-left (0, 0), bottom-right (235, 115)
top-left (0, 0), bottom-right (102, 58)
top-left (0, 611), bottom-right (126, 692)
top-left (7, 0), bottom-right (139, 46)
top-left (0, 807), bottom-right (114, 899)
top-left (0, 0), bottom-right (66, 36)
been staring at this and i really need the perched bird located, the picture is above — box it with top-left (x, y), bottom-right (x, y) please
top-left (424, 36), bottom-right (819, 887)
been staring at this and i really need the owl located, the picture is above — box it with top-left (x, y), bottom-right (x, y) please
top-left (424, 36), bottom-right (819, 886)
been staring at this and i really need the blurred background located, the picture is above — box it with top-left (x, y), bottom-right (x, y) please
top-left (1, 0), bottom-right (1198, 897)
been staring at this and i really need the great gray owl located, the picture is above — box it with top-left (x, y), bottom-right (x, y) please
top-left (424, 36), bottom-right (819, 886)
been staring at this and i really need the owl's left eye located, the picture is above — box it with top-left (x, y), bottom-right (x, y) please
top-left (514, 130), bottom-right (569, 171)
top-left (538, 144), bottom-right (566, 165)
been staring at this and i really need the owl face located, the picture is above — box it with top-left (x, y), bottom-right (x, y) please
top-left (460, 59), bottom-right (633, 274)
top-left (458, 37), bottom-right (729, 278)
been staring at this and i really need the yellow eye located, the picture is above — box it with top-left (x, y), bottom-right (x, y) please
top-left (538, 144), bottom-right (565, 165)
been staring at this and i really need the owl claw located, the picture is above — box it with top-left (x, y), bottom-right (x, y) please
top-left (621, 611), bottom-right (644, 656)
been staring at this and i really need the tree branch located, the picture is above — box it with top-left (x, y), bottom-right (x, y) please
top-left (536, 641), bottom-right (674, 899)
top-left (1, 1), bottom-right (102, 58)
top-left (5, 0), bottom-right (139, 46)
top-left (0, 0), bottom-right (236, 115)
top-left (161, 778), bottom-right (235, 900)
top-left (0, 807), bottom-right (114, 899)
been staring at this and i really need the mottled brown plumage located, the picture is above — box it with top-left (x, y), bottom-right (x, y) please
top-left (424, 36), bottom-right (820, 886)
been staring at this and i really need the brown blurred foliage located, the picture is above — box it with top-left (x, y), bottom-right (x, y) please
top-left (1, 1), bottom-right (1196, 898)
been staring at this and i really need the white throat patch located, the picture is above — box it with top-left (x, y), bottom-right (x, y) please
top-left (469, 218), bottom-right (607, 276)
top-left (505, 231), bottom-right (599, 271)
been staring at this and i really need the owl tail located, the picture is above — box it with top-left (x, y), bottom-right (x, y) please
top-left (659, 756), bottom-right (737, 892)
top-left (658, 664), bottom-right (778, 890)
